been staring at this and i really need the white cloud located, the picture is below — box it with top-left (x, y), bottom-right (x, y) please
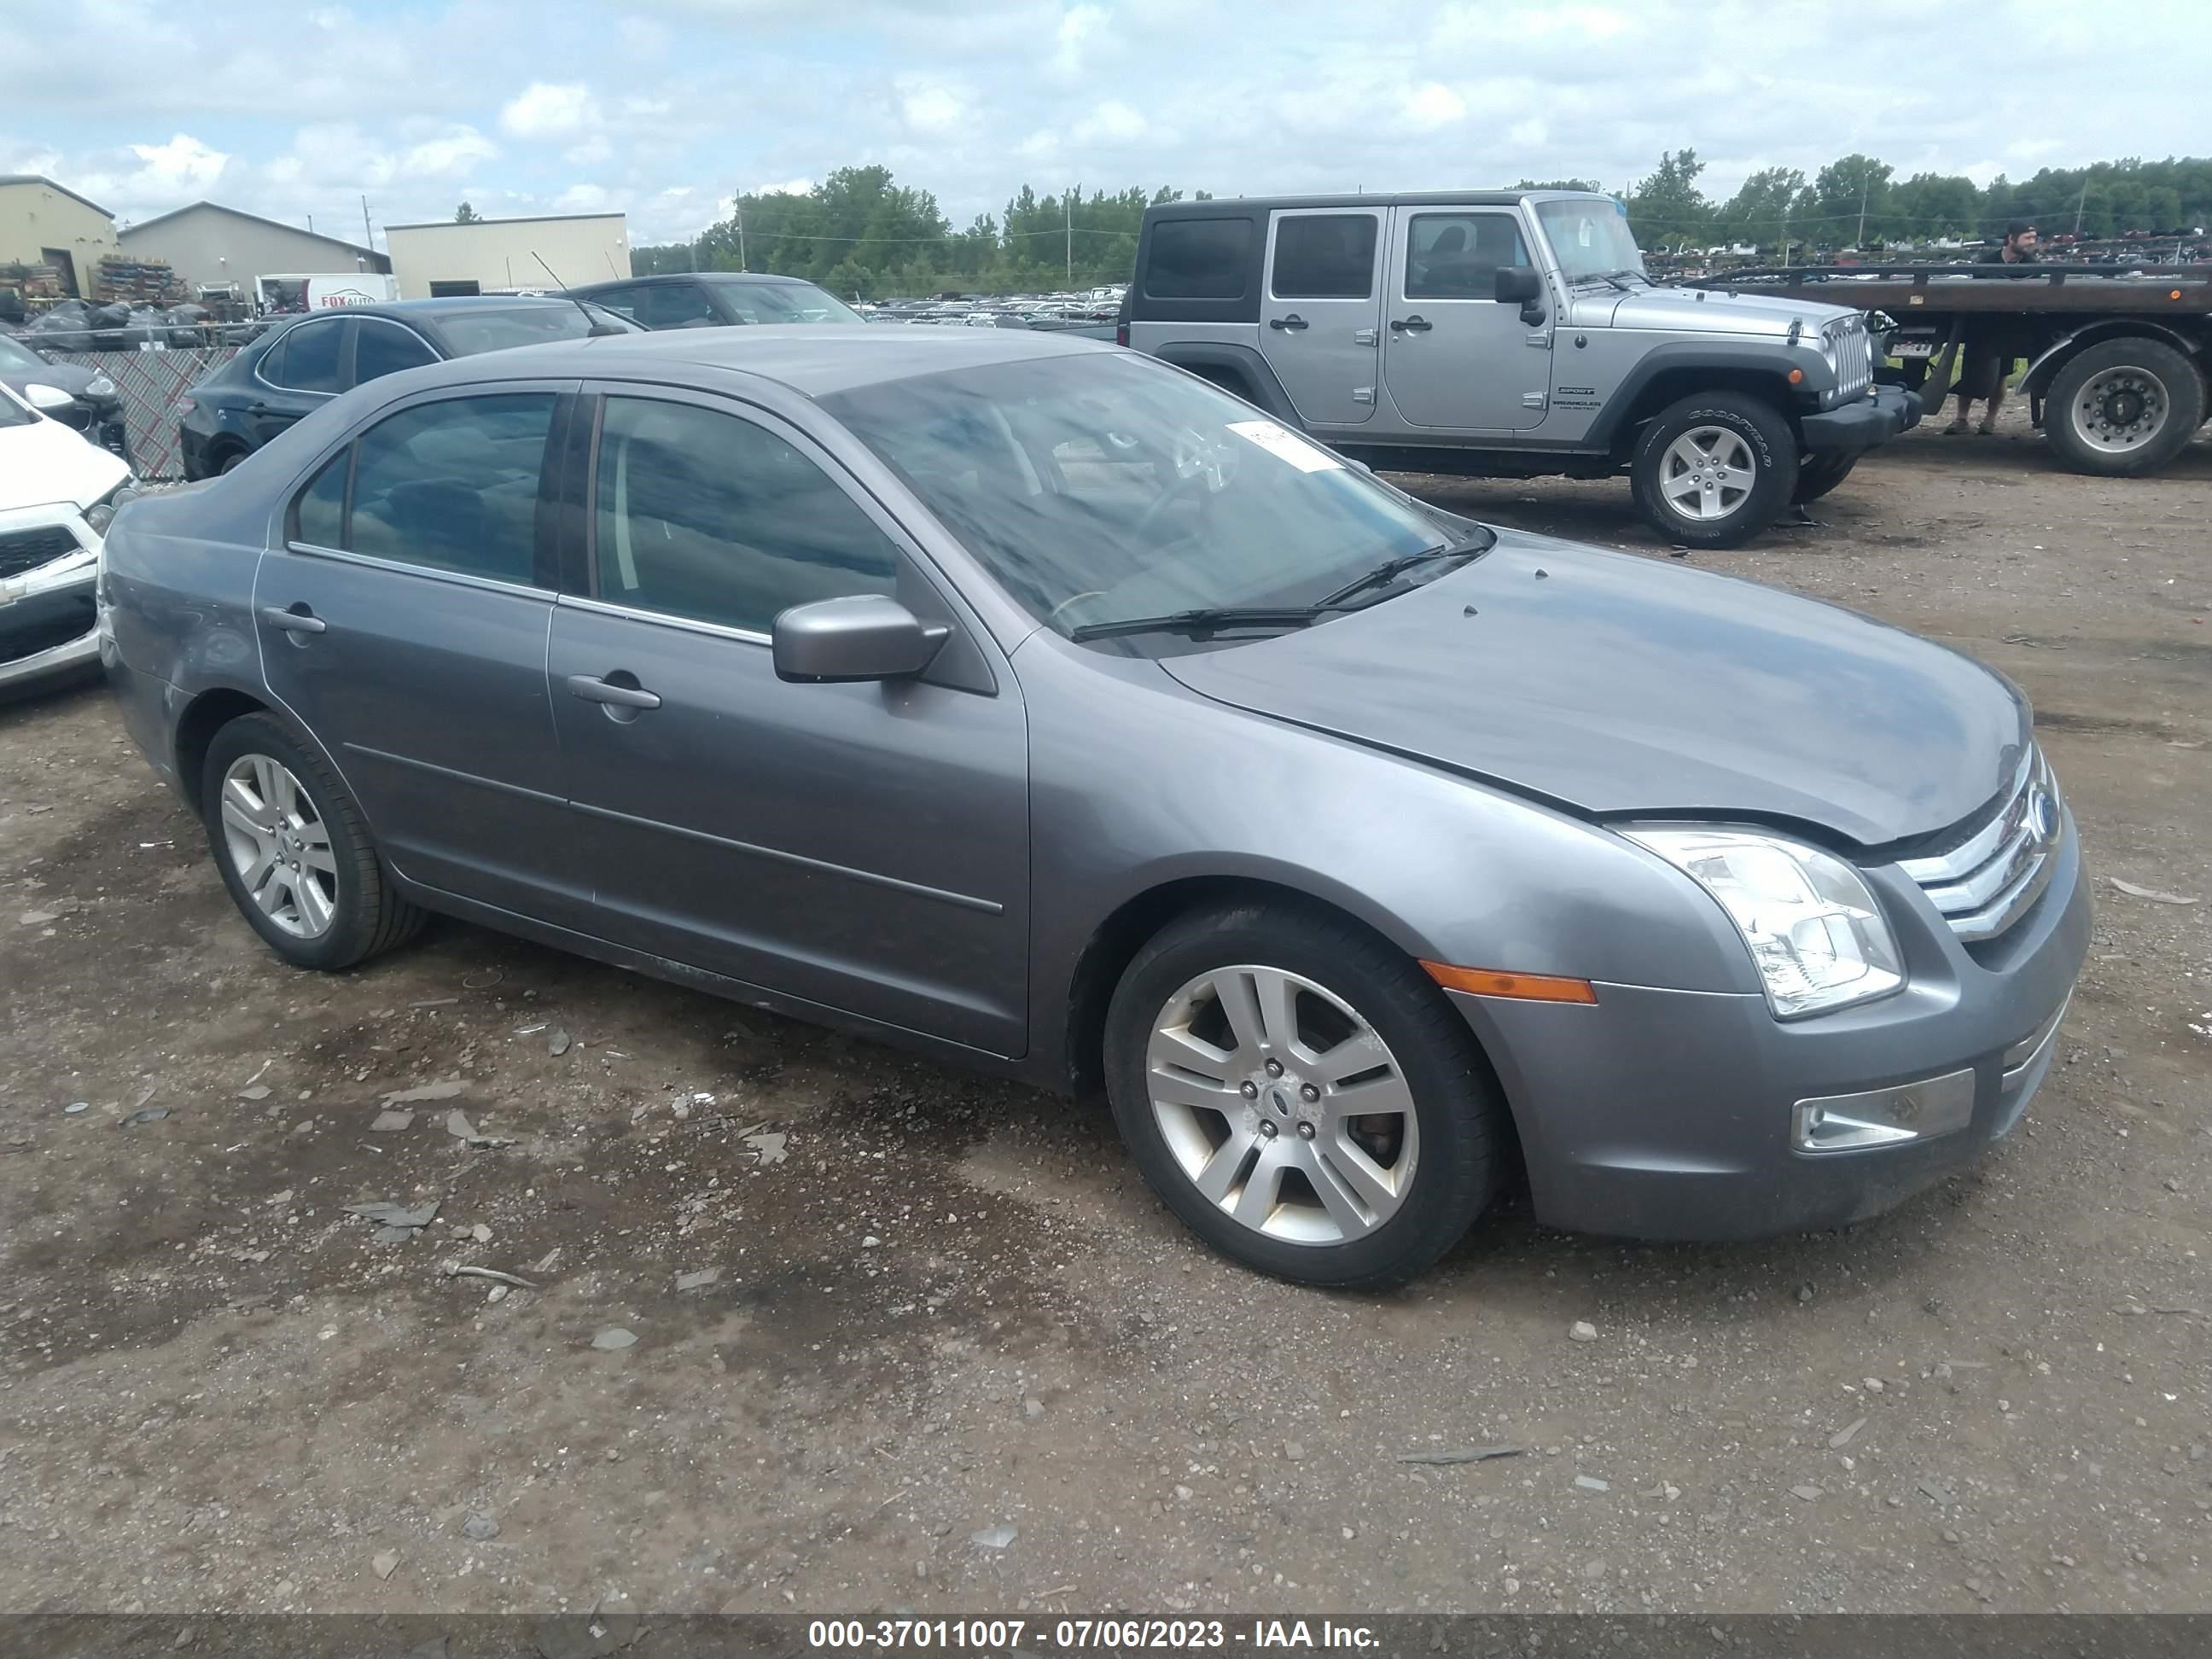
top-left (401, 126), bottom-right (498, 178)
top-left (1509, 117), bottom-right (1547, 148)
top-left (1402, 83), bottom-right (1466, 131)
top-left (499, 82), bottom-right (597, 140)
top-left (751, 176), bottom-right (814, 196)
top-left (1073, 99), bottom-right (1146, 145)
top-left (554, 183), bottom-right (617, 212)
top-left (899, 79), bottom-right (964, 134)
top-left (1052, 3), bottom-right (1109, 75)
top-left (565, 135), bottom-right (613, 166)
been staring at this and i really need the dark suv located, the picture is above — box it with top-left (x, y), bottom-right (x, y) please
top-left (177, 296), bottom-right (637, 479)
top-left (1123, 190), bottom-right (1922, 546)
top-left (565, 272), bottom-right (864, 329)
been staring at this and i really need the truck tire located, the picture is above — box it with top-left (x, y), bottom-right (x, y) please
top-left (1792, 453), bottom-right (1857, 504)
top-left (1629, 392), bottom-right (1798, 549)
top-left (2044, 338), bottom-right (2205, 477)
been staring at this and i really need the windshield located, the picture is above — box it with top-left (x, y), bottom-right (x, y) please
top-left (0, 335), bottom-right (49, 374)
top-left (823, 353), bottom-right (1467, 647)
top-left (0, 382), bottom-right (35, 428)
top-left (1535, 197), bottom-right (1645, 282)
top-left (723, 282), bottom-right (864, 324)
top-left (435, 305), bottom-right (634, 355)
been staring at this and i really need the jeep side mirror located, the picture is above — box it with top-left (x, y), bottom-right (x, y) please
top-left (773, 594), bottom-right (950, 684)
top-left (1493, 267), bottom-right (1546, 324)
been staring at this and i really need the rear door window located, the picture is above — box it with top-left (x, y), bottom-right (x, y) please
top-left (1144, 218), bottom-right (1254, 300)
top-left (267, 318), bottom-right (347, 393)
top-left (1271, 213), bottom-right (1379, 299)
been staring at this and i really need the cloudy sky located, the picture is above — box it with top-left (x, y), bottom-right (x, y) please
top-left (3, 0), bottom-right (2204, 250)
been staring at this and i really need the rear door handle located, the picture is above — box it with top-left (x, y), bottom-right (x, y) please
top-left (260, 605), bottom-right (325, 634)
top-left (567, 673), bottom-right (661, 710)
top-left (1268, 314), bottom-right (1310, 331)
top-left (1390, 315), bottom-right (1434, 334)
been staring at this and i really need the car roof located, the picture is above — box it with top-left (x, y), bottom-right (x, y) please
top-left (412, 323), bottom-right (1114, 399)
top-left (1143, 189), bottom-right (1609, 216)
top-left (569, 272), bottom-right (821, 293)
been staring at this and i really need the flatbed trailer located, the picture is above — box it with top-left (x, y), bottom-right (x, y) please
top-left (1683, 262), bottom-right (2212, 475)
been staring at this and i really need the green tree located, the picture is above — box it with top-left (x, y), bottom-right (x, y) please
top-left (1717, 166), bottom-right (1809, 252)
top-left (454, 201), bottom-right (481, 224)
top-left (1888, 173), bottom-right (1981, 242)
top-left (1625, 149), bottom-right (1710, 248)
top-left (1807, 154), bottom-right (1894, 246)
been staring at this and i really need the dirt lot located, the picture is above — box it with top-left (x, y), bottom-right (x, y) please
top-left (3, 416), bottom-right (2209, 1619)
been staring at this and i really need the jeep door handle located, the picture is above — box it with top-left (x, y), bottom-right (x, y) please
top-left (260, 605), bottom-right (325, 634)
top-left (1390, 316), bottom-right (1434, 334)
top-left (567, 673), bottom-right (661, 711)
top-left (1268, 314), bottom-right (1310, 331)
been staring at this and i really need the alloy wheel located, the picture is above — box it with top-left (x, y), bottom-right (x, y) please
top-left (1145, 965), bottom-right (1420, 1245)
top-left (1660, 425), bottom-right (1757, 521)
top-left (218, 753), bottom-right (339, 939)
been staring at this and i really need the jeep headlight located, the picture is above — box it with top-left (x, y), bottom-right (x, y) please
top-left (1625, 828), bottom-right (1903, 1018)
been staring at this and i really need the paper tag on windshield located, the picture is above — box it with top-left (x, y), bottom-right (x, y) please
top-left (1226, 419), bottom-right (1341, 474)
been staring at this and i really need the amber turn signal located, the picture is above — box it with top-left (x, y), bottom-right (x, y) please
top-left (1420, 961), bottom-right (1598, 1004)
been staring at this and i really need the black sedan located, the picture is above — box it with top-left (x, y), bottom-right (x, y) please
top-left (176, 296), bottom-right (637, 480)
top-left (0, 331), bottom-right (129, 461)
top-left (565, 271), bottom-right (863, 329)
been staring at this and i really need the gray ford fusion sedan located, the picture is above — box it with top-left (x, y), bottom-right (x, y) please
top-left (100, 326), bottom-right (2088, 1288)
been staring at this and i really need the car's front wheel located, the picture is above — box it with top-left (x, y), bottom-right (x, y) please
top-left (200, 713), bottom-right (424, 970)
top-left (1104, 903), bottom-right (1503, 1288)
top-left (1629, 391), bottom-right (1798, 548)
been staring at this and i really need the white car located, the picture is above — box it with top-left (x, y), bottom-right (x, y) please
top-left (0, 379), bottom-right (134, 694)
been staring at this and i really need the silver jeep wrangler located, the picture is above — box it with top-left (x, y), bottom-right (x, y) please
top-left (1121, 190), bottom-right (1921, 547)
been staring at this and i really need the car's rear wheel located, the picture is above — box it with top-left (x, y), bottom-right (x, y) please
top-left (1629, 391), bottom-right (1797, 548)
top-left (200, 713), bottom-right (424, 970)
top-left (1104, 903), bottom-right (1502, 1288)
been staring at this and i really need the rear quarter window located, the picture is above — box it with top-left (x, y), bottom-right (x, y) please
top-left (1144, 218), bottom-right (1255, 300)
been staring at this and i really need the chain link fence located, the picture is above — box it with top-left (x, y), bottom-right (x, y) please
top-left (44, 345), bottom-right (241, 481)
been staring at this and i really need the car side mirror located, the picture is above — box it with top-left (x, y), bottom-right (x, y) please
top-left (24, 382), bottom-right (74, 412)
top-left (773, 595), bottom-right (950, 684)
top-left (1493, 267), bottom-right (1547, 324)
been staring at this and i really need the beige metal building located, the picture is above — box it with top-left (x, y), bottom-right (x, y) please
top-left (0, 175), bottom-right (120, 298)
top-left (119, 201), bottom-right (389, 300)
top-left (383, 212), bottom-right (630, 300)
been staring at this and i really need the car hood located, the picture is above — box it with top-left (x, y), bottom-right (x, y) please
top-left (1158, 531), bottom-right (2029, 850)
top-left (0, 413), bottom-right (131, 514)
top-left (1571, 282), bottom-right (1860, 337)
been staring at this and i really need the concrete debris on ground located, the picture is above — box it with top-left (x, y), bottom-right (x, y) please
top-left (1569, 1321), bottom-right (1598, 1342)
top-left (970, 1523), bottom-right (1017, 1549)
top-left (591, 1327), bottom-right (637, 1351)
top-left (381, 1078), bottom-right (469, 1104)
top-left (370, 1110), bottom-right (415, 1132)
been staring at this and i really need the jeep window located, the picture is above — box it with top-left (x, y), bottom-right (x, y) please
top-left (1405, 213), bottom-right (1533, 300)
top-left (1534, 198), bottom-right (1645, 282)
top-left (1272, 214), bottom-right (1379, 300)
top-left (824, 352), bottom-right (1466, 654)
top-left (1144, 218), bottom-right (1254, 300)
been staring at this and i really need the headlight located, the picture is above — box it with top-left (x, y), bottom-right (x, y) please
top-left (81, 479), bottom-right (139, 537)
top-left (1625, 827), bottom-right (1903, 1018)
top-left (84, 373), bottom-right (118, 398)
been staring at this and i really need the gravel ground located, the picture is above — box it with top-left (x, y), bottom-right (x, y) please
top-left (2, 412), bottom-right (2208, 1617)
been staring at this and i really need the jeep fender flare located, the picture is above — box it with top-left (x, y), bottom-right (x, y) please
top-left (2020, 318), bottom-right (2205, 401)
top-left (1148, 343), bottom-right (1303, 426)
top-left (1580, 339), bottom-right (1816, 452)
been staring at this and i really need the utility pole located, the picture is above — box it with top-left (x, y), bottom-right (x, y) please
top-left (361, 195), bottom-right (373, 252)
top-left (2074, 181), bottom-right (2088, 236)
top-left (1065, 188), bottom-right (1074, 285)
top-left (1856, 174), bottom-right (1869, 248)
top-left (736, 198), bottom-right (748, 271)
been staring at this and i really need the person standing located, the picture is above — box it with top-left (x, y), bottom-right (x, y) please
top-left (1945, 219), bottom-right (2040, 434)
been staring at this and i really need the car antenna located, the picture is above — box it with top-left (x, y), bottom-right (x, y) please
top-left (533, 252), bottom-right (624, 336)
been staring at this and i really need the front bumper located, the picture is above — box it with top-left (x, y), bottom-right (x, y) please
top-left (0, 568), bottom-right (99, 691)
top-left (1452, 812), bottom-right (2090, 1241)
top-left (1802, 383), bottom-right (1923, 454)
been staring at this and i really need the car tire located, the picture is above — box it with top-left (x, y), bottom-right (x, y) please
top-left (1630, 390), bottom-right (1799, 549)
top-left (199, 713), bottom-right (424, 971)
top-left (2044, 338), bottom-right (2205, 477)
top-left (1791, 452), bottom-right (1857, 504)
top-left (1103, 901), bottom-right (1503, 1289)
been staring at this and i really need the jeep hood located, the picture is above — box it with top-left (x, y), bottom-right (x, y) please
top-left (1571, 282), bottom-right (1860, 337)
top-left (1158, 531), bottom-right (2029, 850)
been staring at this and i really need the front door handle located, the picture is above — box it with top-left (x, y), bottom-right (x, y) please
top-left (260, 605), bottom-right (325, 634)
top-left (567, 672), bottom-right (661, 711)
top-left (1390, 315), bottom-right (1434, 334)
top-left (1268, 314), bottom-right (1310, 331)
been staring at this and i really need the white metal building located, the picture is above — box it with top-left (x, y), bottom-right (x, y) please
top-left (118, 201), bottom-right (389, 300)
top-left (383, 212), bottom-right (631, 300)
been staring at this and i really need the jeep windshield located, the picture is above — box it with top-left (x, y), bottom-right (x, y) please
top-left (1536, 198), bottom-right (1647, 284)
top-left (823, 352), bottom-right (1485, 651)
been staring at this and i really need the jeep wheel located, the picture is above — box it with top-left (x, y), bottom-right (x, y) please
top-left (2045, 339), bottom-right (2205, 477)
top-left (1792, 453), bottom-right (1857, 504)
top-left (1630, 392), bottom-right (1798, 549)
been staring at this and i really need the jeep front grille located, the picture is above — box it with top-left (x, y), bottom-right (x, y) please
top-left (1899, 748), bottom-right (2062, 942)
top-left (1826, 316), bottom-right (1872, 400)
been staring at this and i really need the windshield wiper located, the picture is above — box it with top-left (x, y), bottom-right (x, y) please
top-left (1315, 536), bottom-right (1490, 608)
top-left (1068, 605), bottom-right (1336, 643)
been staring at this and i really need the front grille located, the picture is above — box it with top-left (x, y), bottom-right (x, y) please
top-left (1826, 316), bottom-right (1872, 399)
top-left (1900, 748), bottom-right (2062, 942)
top-left (0, 523), bottom-right (86, 580)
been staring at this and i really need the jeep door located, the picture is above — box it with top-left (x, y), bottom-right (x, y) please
top-left (1257, 208), bottom-right (1382, 428)
top-left (1381, 207), bottom-right (1553, 432)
